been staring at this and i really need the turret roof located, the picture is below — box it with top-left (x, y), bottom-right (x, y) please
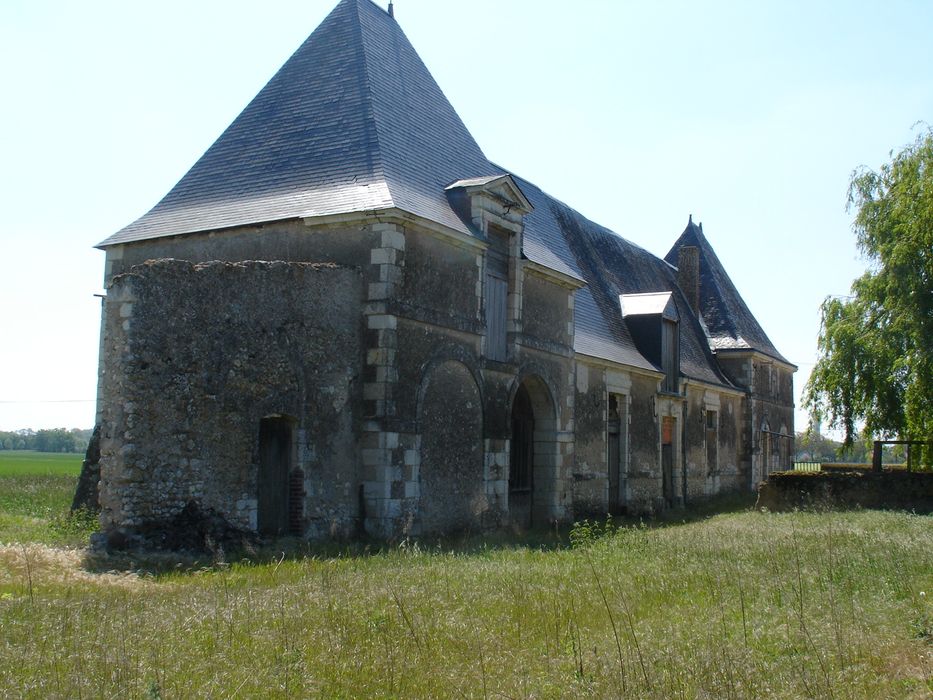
top-left (665, 218), bottom-right (792, 365)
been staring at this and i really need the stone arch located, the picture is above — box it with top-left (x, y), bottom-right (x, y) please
top-left (508, 373), bottom-right (560, 528)
top-left (415, 345), bottom-right (484, 429)
top-left (417, 359), bottom-right (485, 535)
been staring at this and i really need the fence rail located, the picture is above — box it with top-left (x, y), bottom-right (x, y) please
top-left (793, 462), bottom-right (822, 472)
top-left (793, 460), bottom-right (915, 473)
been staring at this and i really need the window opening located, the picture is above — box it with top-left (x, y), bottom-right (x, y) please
top-left (257, 416), bottom-right (300, 536)
top-left (485, 228), bottom-right (509, 361)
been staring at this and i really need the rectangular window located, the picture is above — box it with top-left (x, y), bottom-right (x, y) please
top-left (485, 230), bottom-right (509, 361)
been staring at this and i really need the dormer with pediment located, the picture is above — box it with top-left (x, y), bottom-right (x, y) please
top-left (446, 175), bottom-right (533, 363)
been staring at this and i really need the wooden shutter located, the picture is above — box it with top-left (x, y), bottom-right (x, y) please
top-left (486, 232), bottom-right (509, 361)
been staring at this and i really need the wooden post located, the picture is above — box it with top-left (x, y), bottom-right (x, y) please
top-left (872, 441), bottom-right (882, 472)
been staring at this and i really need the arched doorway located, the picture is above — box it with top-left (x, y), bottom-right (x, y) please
top-left (509, 376), bottom-right (558, 528)
top-left (257, 415), bottom-right (298, 536)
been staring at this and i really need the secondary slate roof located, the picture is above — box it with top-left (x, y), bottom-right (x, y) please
top-left (665, 219), bottom-right (791, 365)
top-left (546, 198), bottom-right (730, 386)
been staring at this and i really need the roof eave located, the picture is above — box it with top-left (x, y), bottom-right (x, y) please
top-left (712, 347), bottom-right (797, 371)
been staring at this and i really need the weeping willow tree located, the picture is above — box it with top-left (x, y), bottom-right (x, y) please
top-left (805, 128), bottom-right (933, 465)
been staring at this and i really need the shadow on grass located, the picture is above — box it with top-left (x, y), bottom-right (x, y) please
top-left (79, 491), bottom-right (759, 577)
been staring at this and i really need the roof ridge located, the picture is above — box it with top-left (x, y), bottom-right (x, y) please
top-left (498, 164), bottom-right (653, 257)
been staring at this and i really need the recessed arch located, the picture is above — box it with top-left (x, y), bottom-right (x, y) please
top-left (417, 359), bottom-right (485, 534)
top-left (414, 345), bottom-right (484, 432)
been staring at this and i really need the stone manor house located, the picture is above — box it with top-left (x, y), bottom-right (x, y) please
top-left (93, 0), bottom-right (795, 540)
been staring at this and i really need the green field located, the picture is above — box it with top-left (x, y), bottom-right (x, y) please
top-left (0, 451), bottom-right (89, 546)
top-left (0, 457), bottom-right (930, 698)
top-left (0, 450), bottom-right (82, 477)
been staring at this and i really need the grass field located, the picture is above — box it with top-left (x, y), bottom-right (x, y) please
top-left (0, 451), bottom-right (90, 547)
top-left (0, 457), bottom-right (930, 698)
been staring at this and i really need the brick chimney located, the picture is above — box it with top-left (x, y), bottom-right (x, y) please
top-left (678, 245), bottom-right (700, 316)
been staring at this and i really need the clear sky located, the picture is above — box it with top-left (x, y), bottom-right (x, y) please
top-left (1, 0), bottom-right (931, 433)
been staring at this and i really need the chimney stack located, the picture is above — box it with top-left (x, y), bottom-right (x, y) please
top-left (388, 1), bottom-right (394, 18)
top-left (678, 245), bottom-right (700, 316)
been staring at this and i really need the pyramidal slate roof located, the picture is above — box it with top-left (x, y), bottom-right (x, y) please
top-left (99, 0), bottom-right (499, 247)
top-left (665, 219), bottom-right (791, 365)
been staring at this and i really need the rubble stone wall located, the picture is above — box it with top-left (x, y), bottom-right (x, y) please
top-left (97, 259), bottom-right (364, 538)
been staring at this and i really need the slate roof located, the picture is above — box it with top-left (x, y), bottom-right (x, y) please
top-left (99, 0), bottom-right (497, 247)
top-left (542, 197), bottom-right (730, 386)
top-left (100, 0), bottom-right (784, 388)
top-left (665, 219), bottom-right (791, 365)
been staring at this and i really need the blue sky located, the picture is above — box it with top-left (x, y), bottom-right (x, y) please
top-left (1, 0), bottom-right (931, 433)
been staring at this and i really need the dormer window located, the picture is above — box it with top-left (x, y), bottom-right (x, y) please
top-left (445, 175), bottom-right (533, 363)
top-left (620, 292), bottom-right (681, 394)
top-left (485, 227), bottom-right (509, 361)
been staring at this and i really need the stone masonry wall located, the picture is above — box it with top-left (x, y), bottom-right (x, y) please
top-left (98, 259), bottom-right (363, 538)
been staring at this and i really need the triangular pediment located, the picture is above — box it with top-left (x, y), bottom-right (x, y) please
top-left (445, 174), bottom-right (533, 215)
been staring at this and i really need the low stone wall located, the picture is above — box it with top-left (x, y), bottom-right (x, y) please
top-left (757, 470), bottom-right (933, 513)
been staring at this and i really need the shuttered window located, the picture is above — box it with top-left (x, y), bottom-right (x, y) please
top-left (486, 230), bottom-right (509, 361)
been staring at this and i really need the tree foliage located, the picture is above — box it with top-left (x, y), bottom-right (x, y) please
top-left (806, 128), bottom-right (933, 449)
top-left (0, 428), bottom-right (91, 453)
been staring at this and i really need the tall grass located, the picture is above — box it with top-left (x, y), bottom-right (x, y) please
top-left (0, 451), bottom-right (90, 547)
top-left (1, 509), bottom-right (930, 698)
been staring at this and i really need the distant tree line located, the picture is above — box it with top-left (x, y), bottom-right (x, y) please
top-left (0, 428), bottom-right (93, 453)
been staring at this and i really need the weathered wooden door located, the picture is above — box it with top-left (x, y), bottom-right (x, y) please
top-left (486, 238), bottom-right (509, 362)
top-left (661, 416), bottom-right (675, 507)
top-left (258, 417), bottom-right (292, 535)
top-left (509, 384), bottom-right (534, 527)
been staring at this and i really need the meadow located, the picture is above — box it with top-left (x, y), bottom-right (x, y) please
top-left (0, 452), bottom-right (930, 698)
top-left (0, 451), bottom-right (91, 547)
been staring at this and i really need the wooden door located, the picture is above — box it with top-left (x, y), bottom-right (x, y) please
top-left (509, 385), bottom-right (534, 527)
top-left (661, 416), bottom-right (675, 507)
top-left (257, 417), bottom-right (291, 535)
